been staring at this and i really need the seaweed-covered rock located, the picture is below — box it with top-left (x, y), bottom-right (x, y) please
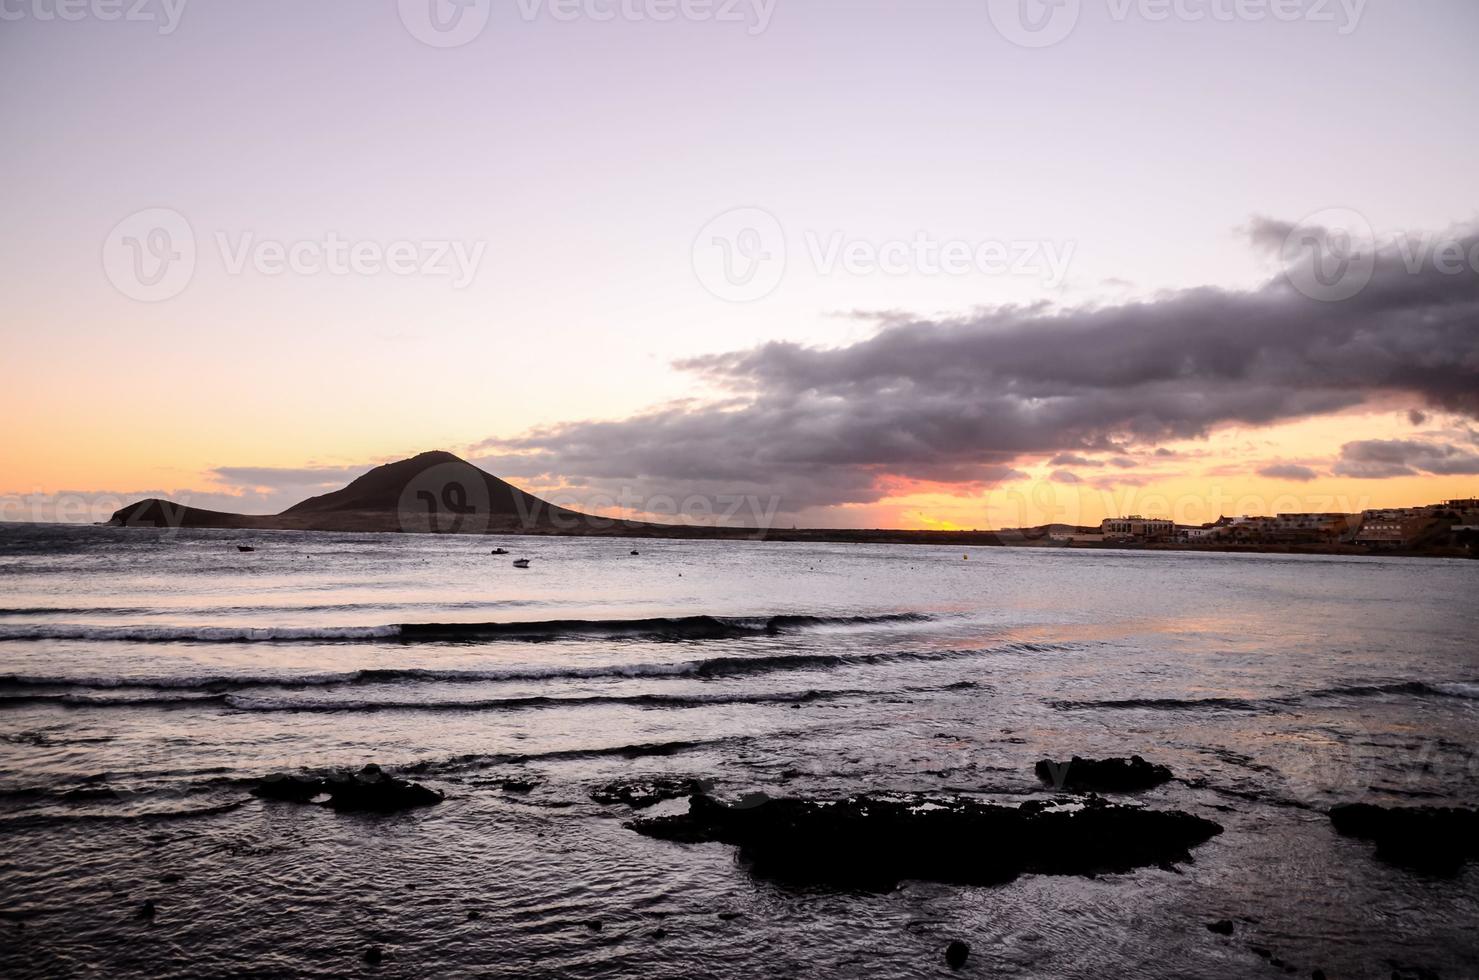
top-left (323, 765), bottom-right (443, 812)
top-left (629, 792), bottom-right (1220, 889)
top-left (1034, 755), bottom-right (1173, 792)
top-left (252, 765), bottom-right (442, 812)
top-left (591, 777), bottom-right (705, 809)
top-left (1329, 803), bottom-right (1479, 874)
top-left (251, 773), bottom-right (328, 803)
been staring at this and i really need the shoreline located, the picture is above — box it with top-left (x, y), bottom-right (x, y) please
top-left (22, 517), bottom-right (1471, 561)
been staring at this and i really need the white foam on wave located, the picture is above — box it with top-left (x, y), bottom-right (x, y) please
top-left (0, 624), bottom-right (401, 644)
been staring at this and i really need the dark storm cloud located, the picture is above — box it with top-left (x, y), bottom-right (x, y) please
top-left (479, 224), bottom-right (1479, 515)
top-left (1258, 463), bottom-right (1321, 482)
top-left (1333, 440), bottom-right (1479, 479)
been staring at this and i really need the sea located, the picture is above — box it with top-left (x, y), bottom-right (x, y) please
top-left (1, 522), bottom-right (1476, 978)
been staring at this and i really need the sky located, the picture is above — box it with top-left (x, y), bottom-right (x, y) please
top-left (2, 0), bottom-right (1477, 528)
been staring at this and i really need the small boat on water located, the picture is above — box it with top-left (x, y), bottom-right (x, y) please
top-left (490, 548), bottom-right (509, 555)
top-left (237, 546), bottom-right (255, 553)
top-left (512, 558), bottom-right (531, 568)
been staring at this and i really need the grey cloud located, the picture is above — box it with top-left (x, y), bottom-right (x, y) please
top-left (1333, 439), bottom-right (1479, 479)
top-left (478, 223), bottom-right (1479, 515)
top-left (1049, 453), bottom-right (1102, 467)
top-left (1246, 215), bottom-right (1301, 253)
top-left (212, 466), bottom-right (370, 492)
top-left (1258, 463), bottom-right (1321, 482)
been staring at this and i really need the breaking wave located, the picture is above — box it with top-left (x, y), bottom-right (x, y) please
top-left (0, 612), bottom-right (929, 645)
top-left (0, 642), bottom-right (1028, 694)
top-left (1051, 680), bottom-right (1479, 712)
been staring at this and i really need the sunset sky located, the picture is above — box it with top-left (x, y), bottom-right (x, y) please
top-left (3, 0), bottom-right (1477, 528)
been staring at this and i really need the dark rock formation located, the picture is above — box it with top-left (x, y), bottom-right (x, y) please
top-left (1329, 803), bottom-right (1479, 874)
top-left (591, 777), bottom-right (705, 809)
top-left (1206, 919), bottom-right (1235, 935)
top-left (252, 765), bottom-right (443, 813)
top-left (1034, 755), bottom-right (1173, 792)
top-left (945, 940), bottom-right (970, 969)
top-left (629, 792), bottom-right (1221, 889)
top-left (251, 772), bottom-right (328, 803)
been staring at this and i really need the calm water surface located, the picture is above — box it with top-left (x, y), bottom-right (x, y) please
top-left (1, 523), bottom-right (1476, 978)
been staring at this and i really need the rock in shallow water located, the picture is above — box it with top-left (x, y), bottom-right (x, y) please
top-left (628, 792), bottom-right (1221, 889)
top-left (1034, 755), bottom-right (1173, 792)
top-left (945, 940), bottom-right (970, 969)
top-left (1328, 803), bottom-right (1479, 874)
top-left (251, 765), bottom-right (443, 813)
top-left (591, 777), bottom-right (705, 809)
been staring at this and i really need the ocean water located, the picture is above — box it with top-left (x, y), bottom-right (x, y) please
top-left (1, 522), bottom-right (1476, 978)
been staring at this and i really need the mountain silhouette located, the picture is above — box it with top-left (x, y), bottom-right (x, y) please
top-left (111, 451), bottom-right (589, 534)
top-left (106, 450), bottom-right (1006, 544)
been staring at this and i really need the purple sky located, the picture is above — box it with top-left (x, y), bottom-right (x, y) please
top-left (3, 0), bottom-right (1477, 524)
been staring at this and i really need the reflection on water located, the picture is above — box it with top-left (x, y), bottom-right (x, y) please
top-left (1, 524), bottom-right (1477, 978)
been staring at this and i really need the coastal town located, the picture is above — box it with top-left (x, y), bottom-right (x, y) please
top-left (1041, 498), bottom-right (1479, 555)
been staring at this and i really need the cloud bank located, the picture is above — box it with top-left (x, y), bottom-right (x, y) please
top-left (478, 223), bottom-right (1479, 516)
